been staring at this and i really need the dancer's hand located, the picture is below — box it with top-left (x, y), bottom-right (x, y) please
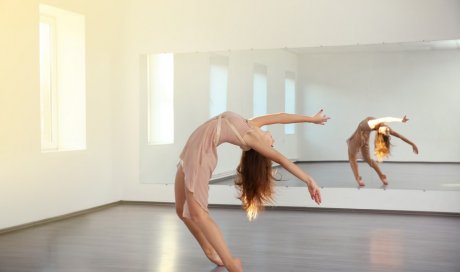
top-left (311, 109), bottom-right (330, 125)
top-left (308, 180), bottom-right (322, 205)
top-left (402, 115), bottom-right (409, 123)
top-left (412, 144), bottom-right (419, 154)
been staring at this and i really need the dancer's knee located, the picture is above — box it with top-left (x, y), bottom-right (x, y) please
top-left (369, 160), bottom-right (378, 168)
top-left (188, 212), bottom-right (205, 225)
top-left (363, 157), bottom-right (373, 167)
top-left (187, 207), bottom-right (208, 225)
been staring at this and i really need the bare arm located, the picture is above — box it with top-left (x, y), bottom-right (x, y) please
top-left (243, 130), bottom-right (322, 204)
top-left (389, 129), bottom-right (419, 154)
top-left (368, 116), bottom-right (408, 129)
top-left (249, 109), bottom-right (330, 128)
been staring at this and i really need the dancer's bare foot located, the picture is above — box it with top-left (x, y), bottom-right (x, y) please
top-left (380, 174), bottom-right (388, 185)
top-left (205, 249), bottom-right (224, 266)
top-left (356, 176), bottom-right (365, 187)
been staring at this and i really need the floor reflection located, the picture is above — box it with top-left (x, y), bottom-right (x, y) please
top-left (155, 215), bottom-right (178, 272)
top-left (369, 229), bottom-right (403, 271)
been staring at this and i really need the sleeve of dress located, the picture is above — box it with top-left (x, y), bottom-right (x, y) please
top-left (367, 117), bottom-right (403, 129)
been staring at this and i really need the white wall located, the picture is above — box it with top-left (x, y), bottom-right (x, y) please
top-left (120, 0), bottom-right (460, 53)
top-left (298, 49), bottom-right (460, 162)
top-left (0, 0), bottom-right (121, 229)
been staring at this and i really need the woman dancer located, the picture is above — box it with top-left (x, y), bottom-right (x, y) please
top-left (347, 115), bottom-right (419, 186)
top-left (175, 110), bottom-right (329, 272)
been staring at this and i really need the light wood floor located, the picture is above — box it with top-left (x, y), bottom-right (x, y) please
top-left (1, 204), bottom-right (459, 272)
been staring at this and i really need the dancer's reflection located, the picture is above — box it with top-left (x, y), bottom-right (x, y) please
top-left (347, 115), bottom-right (418, 186)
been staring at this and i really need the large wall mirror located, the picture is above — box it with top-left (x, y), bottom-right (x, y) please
top-left (140, 39), bottom-right (460, 192)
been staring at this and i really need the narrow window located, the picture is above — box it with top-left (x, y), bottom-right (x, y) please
top-left (39, 17), bottom-right (58, 150)
top-left (253, 64), bottom-right (267, 119)
top-left (285, 71), bottom-right (296, 134)
top-left (39, 4), bottom-right (86, 152)
top-left (209, 56), bottom-right (228, 118)
top-left (147, 53), bottom-right (174, 145)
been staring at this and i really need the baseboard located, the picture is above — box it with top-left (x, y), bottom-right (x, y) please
top-left (119, 200), bottom-right (173, 206)
top-left (0, 201), bottom-right (121, 235)
top-left (3, 199), bottom-right (458, 235)
top-left (261, 205), bottom-right (460, 218)
top-left (120, 201), bottom-right (460, 218)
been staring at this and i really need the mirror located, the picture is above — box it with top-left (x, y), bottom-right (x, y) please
top-left (140, 39), bottom-right (460, 192)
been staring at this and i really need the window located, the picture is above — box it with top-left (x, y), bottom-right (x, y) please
top-left (285, 72), bottom-right (296, 134)
top-left (147, 53), bottom-right (174, 145)
top-left (253, 63), bottom-right (267, 118)
top-left (39, 4), bottom-right (86, 152)
top-left (209, 56), bottom-right (228, 117)
top-left (39, 18), bottom-right (57, 149)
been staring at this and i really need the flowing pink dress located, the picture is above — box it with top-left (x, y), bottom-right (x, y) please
top-left (178, 111), bottom-right (253, 217)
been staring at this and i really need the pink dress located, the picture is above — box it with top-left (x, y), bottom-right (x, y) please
top-left (178, 111), bottom-right (253, 217)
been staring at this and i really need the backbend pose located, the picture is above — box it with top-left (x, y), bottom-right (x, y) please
top-left (175, 110), bottom-right (329, 272)
top-left (347, 115), bottom-right (419, 187)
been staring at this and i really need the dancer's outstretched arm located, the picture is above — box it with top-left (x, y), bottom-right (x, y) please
top-left (244, 130), bottom-right (322, 204)
top-left (249, 109), bottom-right (330, 127)
top-left (389, 129), bottom-right (419, 154)
top-left (368, 115), bottom-right (409, 129)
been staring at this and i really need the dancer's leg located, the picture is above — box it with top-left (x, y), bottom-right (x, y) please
top-left (361, 146), bottom-right (388, 185)
top-left (174, 166), bottom-right (223, 266)
top-left (348, 150), bottom-right (364, 186)
top-left (185, 190), bottom-right (242, 272)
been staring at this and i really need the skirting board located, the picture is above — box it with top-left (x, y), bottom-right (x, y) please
top-left (120, 200), bottom-right (460, 217)
top-left (0, 201), bottom-right (121, 235)
top-left (123, 184), bottom-right (460, 214)
top-left (3, 188), bottom-right (459, 235)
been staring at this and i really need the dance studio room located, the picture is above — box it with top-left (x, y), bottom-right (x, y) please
top-left (1, 0), bottom-right (460, 271)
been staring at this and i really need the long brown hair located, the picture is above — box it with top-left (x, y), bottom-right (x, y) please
top-left (235, 149), bottom-right (275, 221)
top-left (374, 132), bottom-right (391, 162)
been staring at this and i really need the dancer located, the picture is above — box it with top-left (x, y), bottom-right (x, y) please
top-left (175, 110), bottom-right (329, 272)
top-left (347, 115), bottom-right (419, 186)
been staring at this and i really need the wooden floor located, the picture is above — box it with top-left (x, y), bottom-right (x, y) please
top-left (1, 204), bottom-right (459, 272)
